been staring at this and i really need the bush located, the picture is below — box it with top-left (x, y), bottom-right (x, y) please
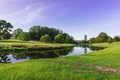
top-left (107, 37), bottom-right (113, 43)
top-left (18, 32), bottom-right (31, 41)
top-left (54, 34), bottom-right (65, 43)
top-left (40, 34), bottom-right (52, 43)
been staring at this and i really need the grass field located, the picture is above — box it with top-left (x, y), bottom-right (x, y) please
top-left (0, 41), bottom-right (120, 80)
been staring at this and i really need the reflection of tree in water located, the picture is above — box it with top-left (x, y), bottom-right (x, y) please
top-left (89, 46), bottom-right (105, 51)
top-left (12, 51), bottom-right (27, 60)
top-left (27, 51), bottom-right (58, 59)
top-left (54, 47), bottom-right (74, 57)
top-left (0, 52), bottom-right (11, 63)
top-left (0, 47), bottom-right (74, 63)
top-left (26, 47), bottom-right (74, 59)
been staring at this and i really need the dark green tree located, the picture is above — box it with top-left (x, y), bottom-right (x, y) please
top-left (29, 26), bottom-right (41, 40)
top-left (29, 26), bottom-right (62, 41)
top-left (0, 20), bottom-right (13, 39)
top-left (13, 28), bottom-right (23, 38)
top-left (89, 37), bottom-right (96, 43)
top-left (18, 32), bottom-right (31, 41)
top-left (40, 34), bottom-right (52, 43)
top-left (113, 36), bottom-right (120, 42)
top-left (97, 32), bottom-right (109, 42)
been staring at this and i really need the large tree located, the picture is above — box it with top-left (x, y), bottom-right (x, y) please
top-left (97, 32), bottom-right (109, 42)
top-left (29, 26), bottom-right (62, 40)
top-left (0, 20), bottom-right (13, 39)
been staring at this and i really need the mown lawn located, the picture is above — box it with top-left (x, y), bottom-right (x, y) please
top-left (0, 42), bottom-right (120, 80)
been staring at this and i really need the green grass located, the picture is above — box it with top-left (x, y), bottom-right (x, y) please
top-left (0, 39), bottom-right (74, 51)
top-left (0, 41), bottom-right (120, 80)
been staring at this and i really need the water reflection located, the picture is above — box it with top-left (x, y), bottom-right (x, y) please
top-left (0, 46), bottom-right (105, 63)
top-left (0, 52), bottom-right (11, 63)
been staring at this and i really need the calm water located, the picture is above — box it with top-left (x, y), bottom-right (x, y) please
top-left (0, 46), bottom-right (103, 63)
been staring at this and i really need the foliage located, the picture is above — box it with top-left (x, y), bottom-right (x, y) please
top-left (97, 32), bottom-right (109, 42)
top-left (18, 32), bottom-right (31, 41)
top-left (89, 38), bottom-right (96, 43)
top-left (40, 34), bottom-right (52, 43)
top-left (13, 28), bottom-right (23, 38)
top-left (29, 26), bottom-right (62, 40)
top-left (54, 34), bottom-right (65, 43)
top-left (89, 32), bottom-right (112, 43)
top-left (107, 37), bottom-right (113, 43)
top-left (113, 36), bottom-right (120, 42)
top-left (0, 20), bottom-right (13, 39)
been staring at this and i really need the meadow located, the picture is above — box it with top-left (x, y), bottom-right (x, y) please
top-left (0, 41), bottom-right (120, 80)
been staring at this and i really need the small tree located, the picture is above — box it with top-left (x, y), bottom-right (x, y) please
top-left (54, 34), bottom-right (65, 43)
top-left (65, 35), bottom-right (74, 43)
top-left (18, 32), bottom-right (31, 41)
top-left (113, 36), bottom-right (120, 42)
top-left (13, 28), bottom-right (23, 38)
top-left (107, 37), bottom-right (113, 43)
top-left (40, 34), bottom-right (52, 43)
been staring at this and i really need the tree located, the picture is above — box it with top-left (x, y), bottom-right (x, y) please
top-left (29, 26), bottom-right (41, 40)
top-left (54, 34), bottom-right (65, 43)
top-left (113, 36), bottom-right (120, 42)
top-left (97, 32), bottom-right (109, 42)
top-left (29, 26), bottom-right (63, 41)
top-left (0, 20), bottom-right (13, 39)
top-left (13, 28), bottom-right (23, 38)
top-left (18, 32), bottom-right (31, 41)
top-left (89, 37), bottom-right (96, 43)
top-left (95, 37), bottom-right (102, 43)
top-left (40, 34), bottom-right (52, 43)
top-left (107, 37), bottom-right (113, 43)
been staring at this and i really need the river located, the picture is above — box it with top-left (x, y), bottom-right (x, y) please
top-left (0, 46), bottom-right (104, 63)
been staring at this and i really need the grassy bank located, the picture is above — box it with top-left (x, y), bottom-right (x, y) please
top-left (0, 39), bottom-right (74, 51)
top-left (0, 42), bottom-right (120, 80)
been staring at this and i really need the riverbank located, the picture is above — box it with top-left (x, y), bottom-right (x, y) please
top-left (0, 39), bottom-right (75, 51)
top-left (0, 42), bottom-right (120, 80)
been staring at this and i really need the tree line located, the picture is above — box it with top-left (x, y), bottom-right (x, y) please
top-left (0, 20), bottom-right (75, 43)
top-left (89, 32), bottom-right (120, 43)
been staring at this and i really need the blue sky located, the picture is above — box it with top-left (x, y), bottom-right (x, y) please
top-left (0, 0), bottom-right (120, 40)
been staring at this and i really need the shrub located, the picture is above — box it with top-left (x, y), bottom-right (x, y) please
top-left (40, 34), bottom-right (52, 43)
top-left (107, 37), bottom-right (113, 43)
top-left (18, 32), bottom-right (31, 41)
top-left (54, 34), bottom-right (65, 43)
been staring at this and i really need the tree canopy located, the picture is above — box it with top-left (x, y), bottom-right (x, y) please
top-left (0, 20), bottom-right (13, 39)
top-left (29, 26), bottom-right (62, 41)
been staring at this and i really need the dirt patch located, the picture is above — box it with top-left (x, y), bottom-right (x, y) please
top-left (76, 63), bottom-right (120, 74)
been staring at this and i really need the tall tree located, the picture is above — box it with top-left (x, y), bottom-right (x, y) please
top-left (0, 20), bottom-right (13, 39)
top-left (29, 26), bottom-right (63, 40)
